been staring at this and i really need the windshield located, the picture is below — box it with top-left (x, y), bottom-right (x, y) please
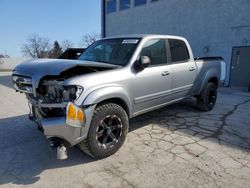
top-left (78, 38), bottom-right (140, 66)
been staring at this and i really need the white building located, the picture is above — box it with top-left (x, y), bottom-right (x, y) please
top-left (0, 57), bottom-right (28, 71)
top-left (101, 0), bottom-right (250, 87)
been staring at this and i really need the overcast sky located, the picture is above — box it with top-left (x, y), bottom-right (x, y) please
top-left (0, 0), bottom-right (101, 57)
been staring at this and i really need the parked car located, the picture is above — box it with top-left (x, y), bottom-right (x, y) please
top-left (12, 35), bottom-right (225, 159)
top-left (58, 48), bottom-right (85, 60)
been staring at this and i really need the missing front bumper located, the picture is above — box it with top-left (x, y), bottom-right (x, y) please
top-left (41, 117), bottom-right (82, 146)
top-left (35, 104), bottom-right (96, 146)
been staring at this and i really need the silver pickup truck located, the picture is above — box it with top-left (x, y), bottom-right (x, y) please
top-left (12, 35), bottom-right (225, 159)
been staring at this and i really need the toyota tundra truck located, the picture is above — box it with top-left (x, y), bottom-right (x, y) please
top-left (12, 35), bottom-right (225, 159)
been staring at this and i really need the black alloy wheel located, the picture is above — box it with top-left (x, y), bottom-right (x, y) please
top-left (78, 103), bottom-right (128, 159)
top-left (96, 115), bottom-right (123, 149)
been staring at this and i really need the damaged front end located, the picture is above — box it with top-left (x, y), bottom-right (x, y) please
top-left (12, 63), bottom-right (105, 146)
top-left (28, 77), bottom-right (83, 119)
top-left (12, 75), bottom-right (89, 146)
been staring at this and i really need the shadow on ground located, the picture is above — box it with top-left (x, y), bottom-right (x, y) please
top-left (0, 74), bottom-right (13, 89)
top-left (0, 93), bottom-right (250, 185)
top-left (130, 98), bottom-right (250, 152)
top-left (0, 115), bottom-right (94, 185)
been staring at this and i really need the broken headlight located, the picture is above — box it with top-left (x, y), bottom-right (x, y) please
top-left (63, 85), bottom-right (83, 102)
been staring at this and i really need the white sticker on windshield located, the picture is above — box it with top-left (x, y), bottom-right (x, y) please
top-left (122, 39), bottom-right (139, 44)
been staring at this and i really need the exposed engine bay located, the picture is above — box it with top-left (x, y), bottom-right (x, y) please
top-left (22, 65), bottom-right (113, 118)
top-left (36, 79), bottom-right (81, 103)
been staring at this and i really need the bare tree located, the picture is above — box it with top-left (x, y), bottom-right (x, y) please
top-left (61, 40), bottom-right (74, 51)
top-left (0, 54), bottom-right (9, 65)
top-left (22, 34), bottom-right (51, 58)
top-left (79, 33), bottom-right (100, 48)
top-left (0, 57), bottom-right (4, 65)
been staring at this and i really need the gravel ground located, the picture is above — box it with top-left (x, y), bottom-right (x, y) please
top-left (0, 72), bottom-right (250, 188)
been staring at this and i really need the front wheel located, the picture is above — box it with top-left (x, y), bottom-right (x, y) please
top-left (197, 82), bottom-right (217, 111)
top-left (78, 103), bottom-right (129, 159)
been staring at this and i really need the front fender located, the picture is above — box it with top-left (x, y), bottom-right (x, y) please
top-left (82, 86), bottom-right (133, 118)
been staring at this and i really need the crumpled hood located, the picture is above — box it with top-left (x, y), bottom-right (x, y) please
top-left (13, 58), bottom-right (119, 88)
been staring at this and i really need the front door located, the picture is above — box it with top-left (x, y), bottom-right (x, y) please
top-left (230, 47), bottom-right (250, 87)
top-left (132, 39), bottom-right (172, 115)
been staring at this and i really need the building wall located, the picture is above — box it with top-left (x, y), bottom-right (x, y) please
top-left (0, 58), bottom-right (29, 71)
top-left (103, 0), bottom-right (250, 85)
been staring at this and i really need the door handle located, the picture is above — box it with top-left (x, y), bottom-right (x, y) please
top-left (162, 71), bottom-right (170, 76)
top-left (189, 67), bottom-right (195, 71)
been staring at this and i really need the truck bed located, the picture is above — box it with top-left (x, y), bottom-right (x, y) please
top-left (195, 57), bottom-right (226, 85)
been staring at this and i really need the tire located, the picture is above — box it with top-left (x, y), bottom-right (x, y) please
top-left (78, 103), bottom-right (129, 159)
top-left (197, 82), bottom-right (217, 111)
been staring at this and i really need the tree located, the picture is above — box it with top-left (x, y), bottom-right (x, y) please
top-left (61, 40), bottom-right (74, 51)
top-left (49, 40), bottom-right (63, 58)
top-left (0, 54), bottom-right (10, 58)
top-left (22, 34), bottom-right (51, 58)
top-left (79, 33), bottom-right (100, 48)
top-left (0, 55), bottom-right (4, 65)
top-left (0, 54), bottom-right (10, 64)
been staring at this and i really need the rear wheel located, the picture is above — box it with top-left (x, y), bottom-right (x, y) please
top-left (78, 103), bottom-right (128, 159)
top-left (197, 82), bottom-right (217, 111)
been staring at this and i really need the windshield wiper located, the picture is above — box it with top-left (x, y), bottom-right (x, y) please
top-left (94, 60), bottom-right (123, 67)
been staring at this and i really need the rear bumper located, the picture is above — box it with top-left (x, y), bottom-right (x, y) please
top-left (38, 104), bottom-right (96, 146)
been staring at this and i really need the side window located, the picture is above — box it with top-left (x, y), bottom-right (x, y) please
top-left (169, 39), bottom-right (190, 63)
top-left (140, 39), bottom-right (167, 66)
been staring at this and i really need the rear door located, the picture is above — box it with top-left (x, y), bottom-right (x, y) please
top-left (168, 39), bottom-right (197, 99)
top-left (132, 38), bottom-right (172, 115)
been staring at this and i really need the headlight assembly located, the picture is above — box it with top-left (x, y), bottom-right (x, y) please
top-left (63, 85), bottom-right (83, 102)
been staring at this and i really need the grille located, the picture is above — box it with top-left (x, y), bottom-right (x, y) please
top-left (13, 74), bottom-right (33, 93)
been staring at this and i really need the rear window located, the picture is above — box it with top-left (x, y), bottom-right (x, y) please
top-left (169, 39), bottom-right (190, 63)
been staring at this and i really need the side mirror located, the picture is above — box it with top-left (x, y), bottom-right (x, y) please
top-left (133, 56), bottom-right (151, 71)
top-left (140, 56), bottom-right (151, 69)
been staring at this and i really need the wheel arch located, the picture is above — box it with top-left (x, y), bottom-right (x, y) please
top-left (208, 77), bottom-right (218, 88)
top-left (82, 86), bottom-right (133, 118)
top-left (97, 98), bottom-right (130, 117)
top-left (196, 72), bottom-right (219, 95)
